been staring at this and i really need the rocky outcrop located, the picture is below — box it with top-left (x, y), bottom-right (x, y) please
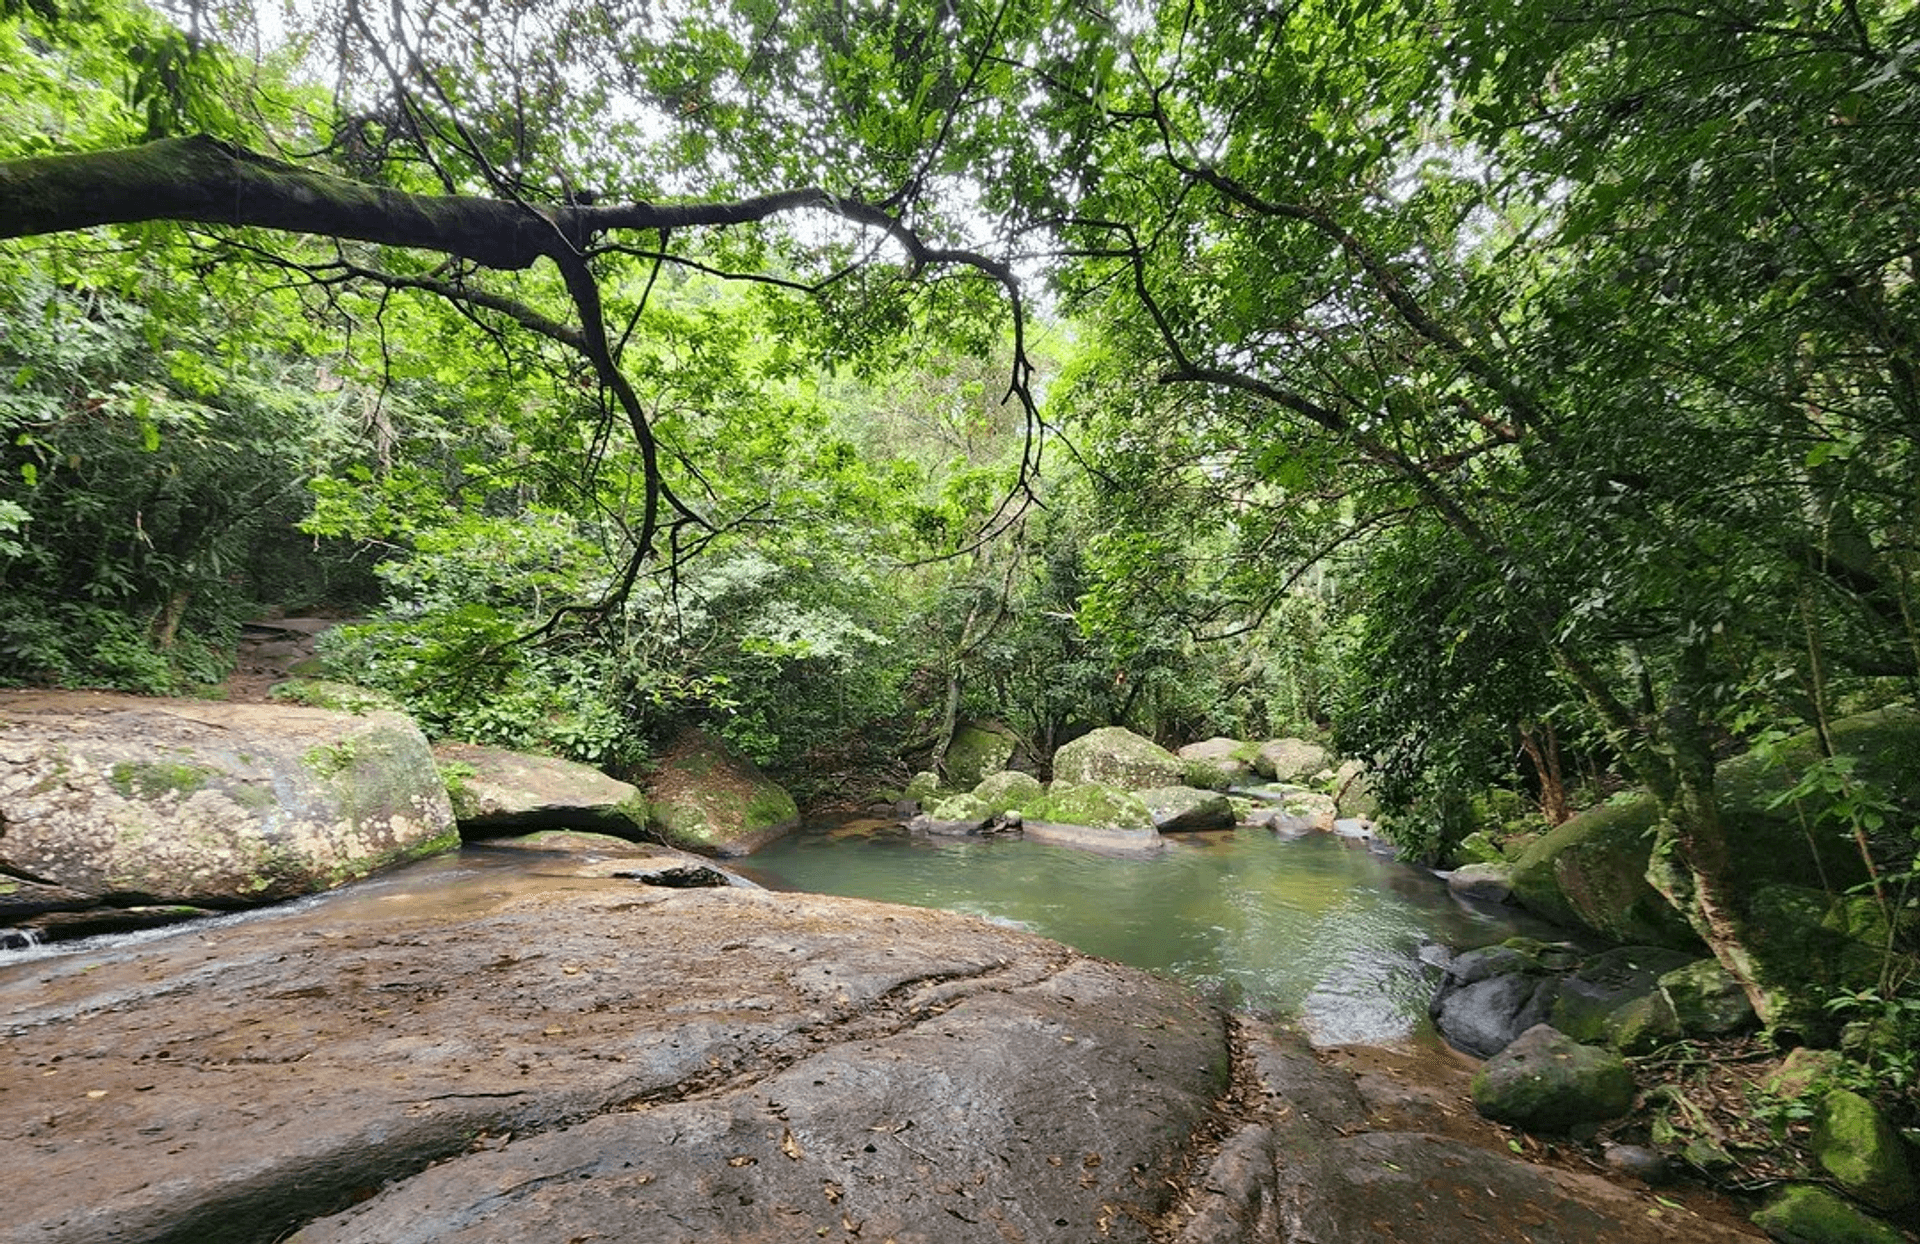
top-left (1508, 797), bottom-right (1700, 949)
top-left (0, 855), bottom-right (1221, 1244)
top-left (432, 741), bottom-right (648, 838)
top-left (642, 728), bottom-right (800, 857)
top-left (0, 690), bottom-right (457, 932)
top-left (1052, 726), bottom-right (1183, 790)
top-left (0, 848), bottom-right (1762, 1244)
top-left (1173, 1025), bottom-right (1756, 1244)
top-left (1507, 709), bottom-right (1920, 954)
top-left (1429, 940), bottom-right (1751, 1059)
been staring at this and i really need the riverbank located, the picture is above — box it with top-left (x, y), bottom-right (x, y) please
top-left (0, 834), bottom-right (1766, 1244)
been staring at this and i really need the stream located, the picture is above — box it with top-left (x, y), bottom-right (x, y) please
top-left (2, 818), bottom-right (1569, 1047)
top-left (737, 817), bottom-right (1569, 1046)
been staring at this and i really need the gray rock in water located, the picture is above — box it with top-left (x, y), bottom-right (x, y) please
top-left (1447, 862), bottom-right (1515, 904)
top-left (1434, 970), bottom-right (1558, 1057)
top-left (1137, 785), bottom-right (1236, 832)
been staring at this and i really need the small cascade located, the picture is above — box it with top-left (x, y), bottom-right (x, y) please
top-left (0, 927), bottom-right (44, 953)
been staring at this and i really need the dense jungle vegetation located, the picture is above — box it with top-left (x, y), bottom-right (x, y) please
top-left (3, 0), bottom-right (1920, 1054)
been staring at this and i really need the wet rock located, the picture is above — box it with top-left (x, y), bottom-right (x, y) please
top-left (1471, 1024), bottom-right (1636, 1132)
top-left (1137, 785), bottom-right (1235, 832)
top-left (1447, 862), bottom-right (1515, 904)
top-left (1434, 970), bottom-right (1558, 1057)
top-left (0, 690), bottom-right (457, 922)
top-left (0, 878), bottom-right (1219, 1244)
top-left (1023, 817), bottom-right (1166, 856)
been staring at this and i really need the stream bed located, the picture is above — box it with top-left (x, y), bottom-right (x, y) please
top-left (738, 818), bottom-right (1569, 1046)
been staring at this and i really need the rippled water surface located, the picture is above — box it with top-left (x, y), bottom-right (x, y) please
top-left (739, 820), bottom-right (1564, 1045)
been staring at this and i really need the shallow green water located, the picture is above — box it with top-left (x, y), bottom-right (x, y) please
top-left (738, 821), bottom-right (1563, 1045)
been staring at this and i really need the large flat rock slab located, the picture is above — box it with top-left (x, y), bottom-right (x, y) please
top-left (0, 842), bottom-right (1769, 1244)
top-left (0, 855), bottom-right (1221, 1244)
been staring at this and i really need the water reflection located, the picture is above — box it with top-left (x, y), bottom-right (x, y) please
top-left (738, 819), bottom-right (1567, 1045)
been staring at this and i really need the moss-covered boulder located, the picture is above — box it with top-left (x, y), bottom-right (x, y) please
top-left (1051, 727), bottom-right (1183, 791)
top-left (1136, 786), bottom-right (1235, 832)
top-left (1508, 796), bottom-right (1701, 950)
top-left (903, 770), bottom-right (941, 803)
top-left (943, 722), bottom-right (1016, 787)
top-left (1750, 1184), bottom-right (1905, 1244)
top-left (642, 728), bottom-right (799, 857)
top-left (1812, 1089), bottom-right (1917, 1212)
top-left (1715, 708), bottom-right (1920, 895)
top-left (1175, 737), bottom-right (1258, 785)
top-left (1742, 884), bottom-right (1916, 1025)
top-left (1470, 1024), bottom-right (1636, 1132)
top-left (914, 792), bottom-right (996, 835)
top-left (1253, 737), bottom-right (1330, 782)
top-left (0, 690), bottom-right (457, 929)
top-left (432, 742), bottom-right (647, 839)
top-left (971, 769), bottom-right (1045, 814)
top-left (1658, 958), bottom-right (1756, 1037)
top-left (1031, 781), bottom-right (1155, 830)
top-left (1507, 709), bottom-right (1920, 961)
top-left (1547, 945), bottom-right (1695, 1045)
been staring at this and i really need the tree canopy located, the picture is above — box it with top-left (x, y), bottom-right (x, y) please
top-left (4, 0), bottom-right (1920, 1025)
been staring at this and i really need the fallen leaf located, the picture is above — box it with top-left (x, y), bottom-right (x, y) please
top-left (781, 1128), bottom-right (805, 1161)
top-left (728, 1155), bottom-right (757, 1167)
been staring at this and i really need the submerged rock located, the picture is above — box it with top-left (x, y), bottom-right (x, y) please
top-left (1137, 785), bottom-right (1236, 832)
top-left (0, 689), bottom-right (457, 926)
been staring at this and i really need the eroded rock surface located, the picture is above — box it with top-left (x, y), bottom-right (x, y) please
top-left (0, 844), bottom-right (1766, 1244)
